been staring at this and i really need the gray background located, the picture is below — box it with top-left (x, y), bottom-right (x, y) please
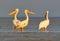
top-left (0, 0), bottom-right (60, 18)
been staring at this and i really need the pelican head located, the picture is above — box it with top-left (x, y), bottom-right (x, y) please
top-left (46, 10), bottom-right (49, 16)
top-left (25, 9), bottom-right (36, 14)
top-left (9, 8), bottom-right (19, 16)
top-left (45, 10), bottom-right (49, 19)
top-left (46, 10), bottom-right (49, 14)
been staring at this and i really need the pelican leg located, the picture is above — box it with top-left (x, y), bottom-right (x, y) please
top-left (20, 28), bottom-right (24, 32)
top-left (42, 27), bottom-right (48, 32)
top-left (11, 25), bottom-right (14, 32)
top-left (44, 27), bottom-right (48, 32)
top-left (17, 29), bottom-right (21, 32)
top-left (43, 27), bottom-right (46, 31)
top-left (16, 25), bottom-right (21, 32)
top-left (41, 27), bottom-right (45, 32)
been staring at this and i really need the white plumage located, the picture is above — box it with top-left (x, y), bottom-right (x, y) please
top-left (39, 19), bottom-right (49, 29)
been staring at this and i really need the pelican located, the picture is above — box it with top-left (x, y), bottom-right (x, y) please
top-left (9, 8), bottom-right (36, 32)
top-left (38, 11), bottom-right (49, 32)
top-left (9, 8), bottom-right (21, 32)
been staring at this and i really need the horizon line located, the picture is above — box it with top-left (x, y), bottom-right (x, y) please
top-left (0, 17), bottom-right (60, 18)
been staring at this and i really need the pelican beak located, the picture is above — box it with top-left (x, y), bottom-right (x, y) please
top-left (8, 13), bottom-right (14, 16)
top-left (9, 12), bottom-right (15, 16)
top-left (8, 9), bottom-right (17, 16)
top-left (45, 13), bottom-right (46, 18)
top-left (28, 10), bottom-right (36, 14)
top-left (8, 13), bottom-right (11, 16)
top-left (45, 10), bottom-right (49, 18)
top-left (30, 12), bottom-right (36, 14)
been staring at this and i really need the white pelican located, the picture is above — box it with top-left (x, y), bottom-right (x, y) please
top-left (9, 8), bottom-right (36, 32)
top-left (9, 8), bottom-right (21, 32)
top-left (39, 11), bottom-right (49, 32)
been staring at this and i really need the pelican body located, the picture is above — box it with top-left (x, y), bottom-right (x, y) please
top-left (39, 11), bottom-right (49, 32)
top-left (9, 8), bottom-right (36, 32)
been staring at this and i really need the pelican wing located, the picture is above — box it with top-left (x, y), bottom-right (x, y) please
top-left (13, 20), bottom-right (21, 26)
top-left (39, 20), bottom-right (49, 29)
top-left (20, 20), bottom-right (28, 28)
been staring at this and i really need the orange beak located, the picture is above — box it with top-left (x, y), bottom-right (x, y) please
top-left (8, 9), bottom-right (18, 16)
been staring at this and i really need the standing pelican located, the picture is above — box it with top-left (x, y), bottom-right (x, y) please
top-left (9, 8), bottom-right (36, 32)
top-left (38, 11), bottom-right (49, 32)
top-left (9, 8), bottom-right (21, 32)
